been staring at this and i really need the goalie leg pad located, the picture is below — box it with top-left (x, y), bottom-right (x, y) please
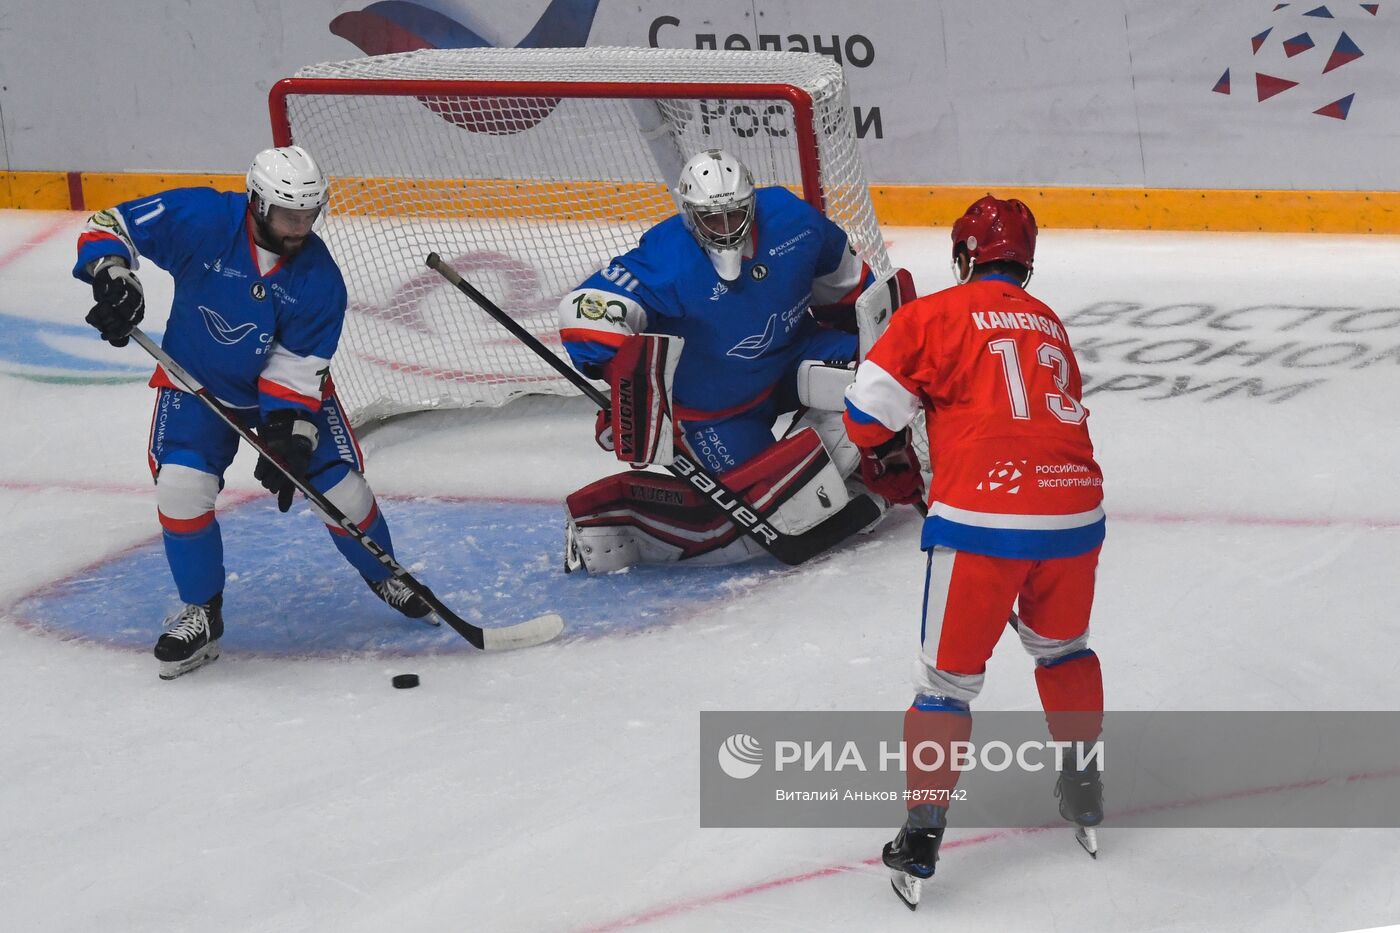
top-left (783, 408), bottom-right (889, 537)
top-left (565, 471), bottom-right (749, 573)
top-left (565, 427), bottom-right (865, 573)
top-left (720, 426), bottom-right (850, 536)
top-left (789, 407), bottom-right (861, 480)
top-left (612, 333), bottom-right (682, 467)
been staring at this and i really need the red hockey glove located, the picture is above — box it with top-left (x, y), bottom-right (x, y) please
top-left (858, 430), bottom-right (925, 507)
top-left (594, 408), bottom-right (614, 452)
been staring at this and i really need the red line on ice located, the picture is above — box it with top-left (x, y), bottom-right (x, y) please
top-left (574, 829), bottom-right (1024, 933)
top-left (0, 214), bottom-right (75, 271)
top-left (577, 766), bottom-right (1400, 932)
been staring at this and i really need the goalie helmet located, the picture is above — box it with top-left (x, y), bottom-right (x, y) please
top-left (674, 148), bottom-right (755, 282)
top-left (246, 145), bottom-right (329, 218)
top-left (951, 195), bottom-right (1037, 285)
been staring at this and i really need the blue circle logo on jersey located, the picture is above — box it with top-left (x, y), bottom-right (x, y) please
top-left (751, 264), bottom-right (769, 281)
top-left (250, 282), bottom-right (268, 300)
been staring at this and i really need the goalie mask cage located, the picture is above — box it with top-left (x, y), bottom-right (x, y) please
top-left (270, 46), bottom-right (891, 424)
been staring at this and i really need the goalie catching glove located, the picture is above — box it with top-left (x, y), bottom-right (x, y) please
top-left (858, 429), bottom-right (925, 507)
top-left (254, 410), bottom-right (318, 512)
top-left (596, 333), bottom-right (683, 466)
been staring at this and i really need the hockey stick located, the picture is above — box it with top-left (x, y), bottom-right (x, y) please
top-left (127, 327), bottom-right (563, 651)
top-left (425, 253), bottom-right (883, 566)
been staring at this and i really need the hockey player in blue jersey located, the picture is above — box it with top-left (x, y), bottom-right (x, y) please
top-left (75, 145), bottom-right (430, 679)
top-left (559, 148), bottom-right (914, 572)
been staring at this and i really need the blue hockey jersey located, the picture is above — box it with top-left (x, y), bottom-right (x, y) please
top-left (559, 186), bottom-right (870, 417)
top-left (74, 187), bottom-right (347, 416)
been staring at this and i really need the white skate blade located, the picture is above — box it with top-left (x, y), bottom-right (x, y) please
top-left (888, 869), bottom-right (922, 911)
top-left (420, 612), bottom-right (443, 628)
top-left (1075, 826), bottom-right (1099, 858)
top-left (480, 612), bottom-right (565, 651)
top-left (158, 641), bottom-right (221, 681)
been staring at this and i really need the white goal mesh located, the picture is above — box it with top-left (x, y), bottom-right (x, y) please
top-left (273, 47), bottom-right (890, 424)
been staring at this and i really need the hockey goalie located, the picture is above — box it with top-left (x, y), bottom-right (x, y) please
top-left (556, 148), bottom-right (917, 573)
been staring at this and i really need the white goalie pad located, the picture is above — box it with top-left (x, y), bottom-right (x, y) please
top-left (790, 408), bottom-right (860, 480)
top-left (740, 426), bottom-right (850, 537)
top-left (855, 266), bottom-right (917, 360)
top-left (796, 360), bottom-right (857, 411)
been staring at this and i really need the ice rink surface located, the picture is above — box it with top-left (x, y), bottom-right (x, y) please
top-left (2, 208), bottom-right (1399, 932)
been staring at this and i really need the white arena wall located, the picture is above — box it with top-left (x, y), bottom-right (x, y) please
top-left (2, 0), bottom-right (1397, 229)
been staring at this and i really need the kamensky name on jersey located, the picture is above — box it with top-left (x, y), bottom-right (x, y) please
top-left (971, 310), bottom-right (1067, 343)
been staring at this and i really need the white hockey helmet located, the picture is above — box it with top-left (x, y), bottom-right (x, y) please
top-left (246, 145), bottom-right (329, 218)
top-left (674, 148), bottom-right (755, 282)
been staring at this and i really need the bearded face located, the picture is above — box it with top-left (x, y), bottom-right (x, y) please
top-left (251, 199), bottom-right (321, 257)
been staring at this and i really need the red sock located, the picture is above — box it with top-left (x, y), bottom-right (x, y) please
top-left (904, 702), bottom-right (973, 812)
top-left (1034, 650), bottom-right (1104, 744)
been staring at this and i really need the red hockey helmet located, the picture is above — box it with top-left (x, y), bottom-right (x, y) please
top-left (951, 196), bottom-right (1037, 283)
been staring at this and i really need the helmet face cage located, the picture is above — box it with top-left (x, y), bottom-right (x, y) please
top-left (247, 145), bottom-right (329, 219)
top-left (683, 197), bottom-right (755, 251)
top-left (675, 149), bottom-right (756, 253)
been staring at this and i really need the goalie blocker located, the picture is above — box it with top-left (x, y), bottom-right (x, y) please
top-left (604, 333), bottom-right (680, 467)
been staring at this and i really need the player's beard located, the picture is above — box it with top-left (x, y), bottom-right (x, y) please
top-left (252, 213), bottom-right (307, 258)
top-left (275, 233), bottom-right (308, 257)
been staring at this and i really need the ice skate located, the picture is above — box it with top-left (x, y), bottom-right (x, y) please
top-left (154, 593), bottom-right (224, 680)
top-left (881, 804), bottom-right (946, 910)
top-left (365, 574), bottom-right (436, 624)
top-left (1055, 761), bottom-right (1103, 858)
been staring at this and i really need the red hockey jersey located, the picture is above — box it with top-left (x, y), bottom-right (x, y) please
top-left (843, 275), bottom-right (1104, 559)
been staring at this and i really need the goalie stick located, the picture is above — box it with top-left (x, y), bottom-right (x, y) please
top-left (127, 327), bottom-right (563, 652)
top-left (425, 252), bottom-right (882, 567)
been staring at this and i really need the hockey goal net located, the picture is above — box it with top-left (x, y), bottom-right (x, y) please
top-left (271, 46), bottom-right (891, 424)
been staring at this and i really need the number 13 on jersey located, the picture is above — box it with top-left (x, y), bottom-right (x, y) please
top-left (988, 337), bottom-right (1087, 425)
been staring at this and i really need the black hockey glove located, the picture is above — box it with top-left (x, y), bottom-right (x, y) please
top-left (85, 261), bottom-right (145, 347)
top-left (254, 410), bottom-right (318, 513)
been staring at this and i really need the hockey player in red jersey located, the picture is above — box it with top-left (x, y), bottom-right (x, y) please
top-left (842, 196), bottom-right (1106, 908)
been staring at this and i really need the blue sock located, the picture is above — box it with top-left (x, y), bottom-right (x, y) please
top-left (163, 520), bottom-right (224, 604)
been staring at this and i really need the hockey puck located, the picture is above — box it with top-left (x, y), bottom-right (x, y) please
top-left (391, 673), bottom-right (420, 689)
